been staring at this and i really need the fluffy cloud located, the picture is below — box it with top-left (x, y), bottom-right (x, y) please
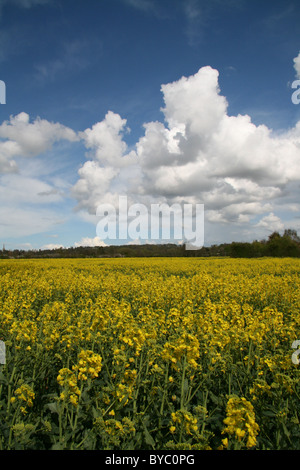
top-left (139, 67), bottom-right (300, 196)
top-left (74, 236), bottom-right (107, 247)
top-left (79, 111), bottom-right (129, 167)
top-left (71, 111), bottom-right (139, 213)
top-left (71, 161), bottom-right (118, 213)
top-left (293, 51), bottom-right (300, 78)
top-left (41, 243), bottom-right (64, 250)
top-left (2, 64), bottom-right (300, 246)
top-left (0, 112), bottom-right (79, 239)
top-left (71, 65), bottom-right (300, 243)
top-left (255, 212), bottom-right (285, 232)
top-left (0, 112), bottom-right (78, 174)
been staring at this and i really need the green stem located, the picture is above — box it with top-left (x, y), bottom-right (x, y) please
top-left (133, 350), bottom-right (144, 416)
top-left (158, 363), bottom-right (169, 430)
top-left (7, 403), bottom-right (21, 449)
top-left (247, 340), bottom-right (253, 374)
top-left (185, 377), bottom-right (204, 405)
top-left (180, 355), bottom-right (187, 410)
top-left (58, 401), bottom-right (65, 446)
top-left (102, 399), bottom-right (117, 417)
top-left (6, 364), bottom-right (17, 418)
top-left (99, 345), bottom-right (114, 388)
top-left (70, 382), bottom-right (84, 449)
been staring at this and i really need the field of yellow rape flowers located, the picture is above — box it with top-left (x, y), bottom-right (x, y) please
top-left (0, 256), bottom-right (300, 450)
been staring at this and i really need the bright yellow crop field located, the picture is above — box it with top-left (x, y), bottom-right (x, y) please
top-left (1, 257), bottom-right (300, 450)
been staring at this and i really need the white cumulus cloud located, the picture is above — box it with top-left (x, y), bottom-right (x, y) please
top-left (2, 62), bottom-right (300, 246)
top-left (293, 51), bottom-right (300, 78)
top-left (74, 236), bottom-right (107, 247)
top-left (71, 65), bottom-right (300, 243)
top-left (0, 112), bottom-right (78, 174)
top-left (41, 243), bottom-right (64, 250)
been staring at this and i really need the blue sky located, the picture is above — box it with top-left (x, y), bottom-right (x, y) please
top-left (0, 0), bottom-right (300, 250)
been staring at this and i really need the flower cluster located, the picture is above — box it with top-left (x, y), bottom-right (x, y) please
top-left (161, 333), bottom-right (200, 370)
top-left (170, 410), bottom-right (198, 436)
top-left (57, 368), bottom-right (81, 406)
top-left (93, 416), bottom-right (136, 449)
top-left (72, 349), bottom-right (102, 381)
top-left (222, 396), bottom-right (260, 449)
top-left (11, 384), bottom-right (35, 414)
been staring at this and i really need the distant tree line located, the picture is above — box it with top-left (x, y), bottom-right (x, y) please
top-left (201, 229), bottom-right (300, 258)
top-left (1, 229), bottom-right (300, 259)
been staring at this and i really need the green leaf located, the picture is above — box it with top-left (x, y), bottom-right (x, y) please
top-left (0, 370), bottom-right (7, 385)
top-left (262, 410), bottom-right (277, 418)
top-left (92, 406), bottom-right (101, 419)
top-left (143, 423), bottom-right (155, 449)
top-left (45, 401), bottom-right (60, 414)
top-left (209, 391), bottom-right (221, 405)
top-left (51, 442), bottom-right (64, 450)
top-left (282, 422), bottom-right (291, 441)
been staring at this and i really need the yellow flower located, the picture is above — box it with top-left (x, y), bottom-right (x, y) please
top-left (57, 368), bottom-right (81, 406)
top-left (73, 349), bottom-right (102, 381)
top-left (222, 396), bottom-right (259, 449)
top-left (12, 384), bottom-right (35, 411)
top-left (3, 256), bottom-right (300, 450)
top-left (69, 394), bottom-right (79, 406)
top-left (222, 437), bottom-right (228, 448)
